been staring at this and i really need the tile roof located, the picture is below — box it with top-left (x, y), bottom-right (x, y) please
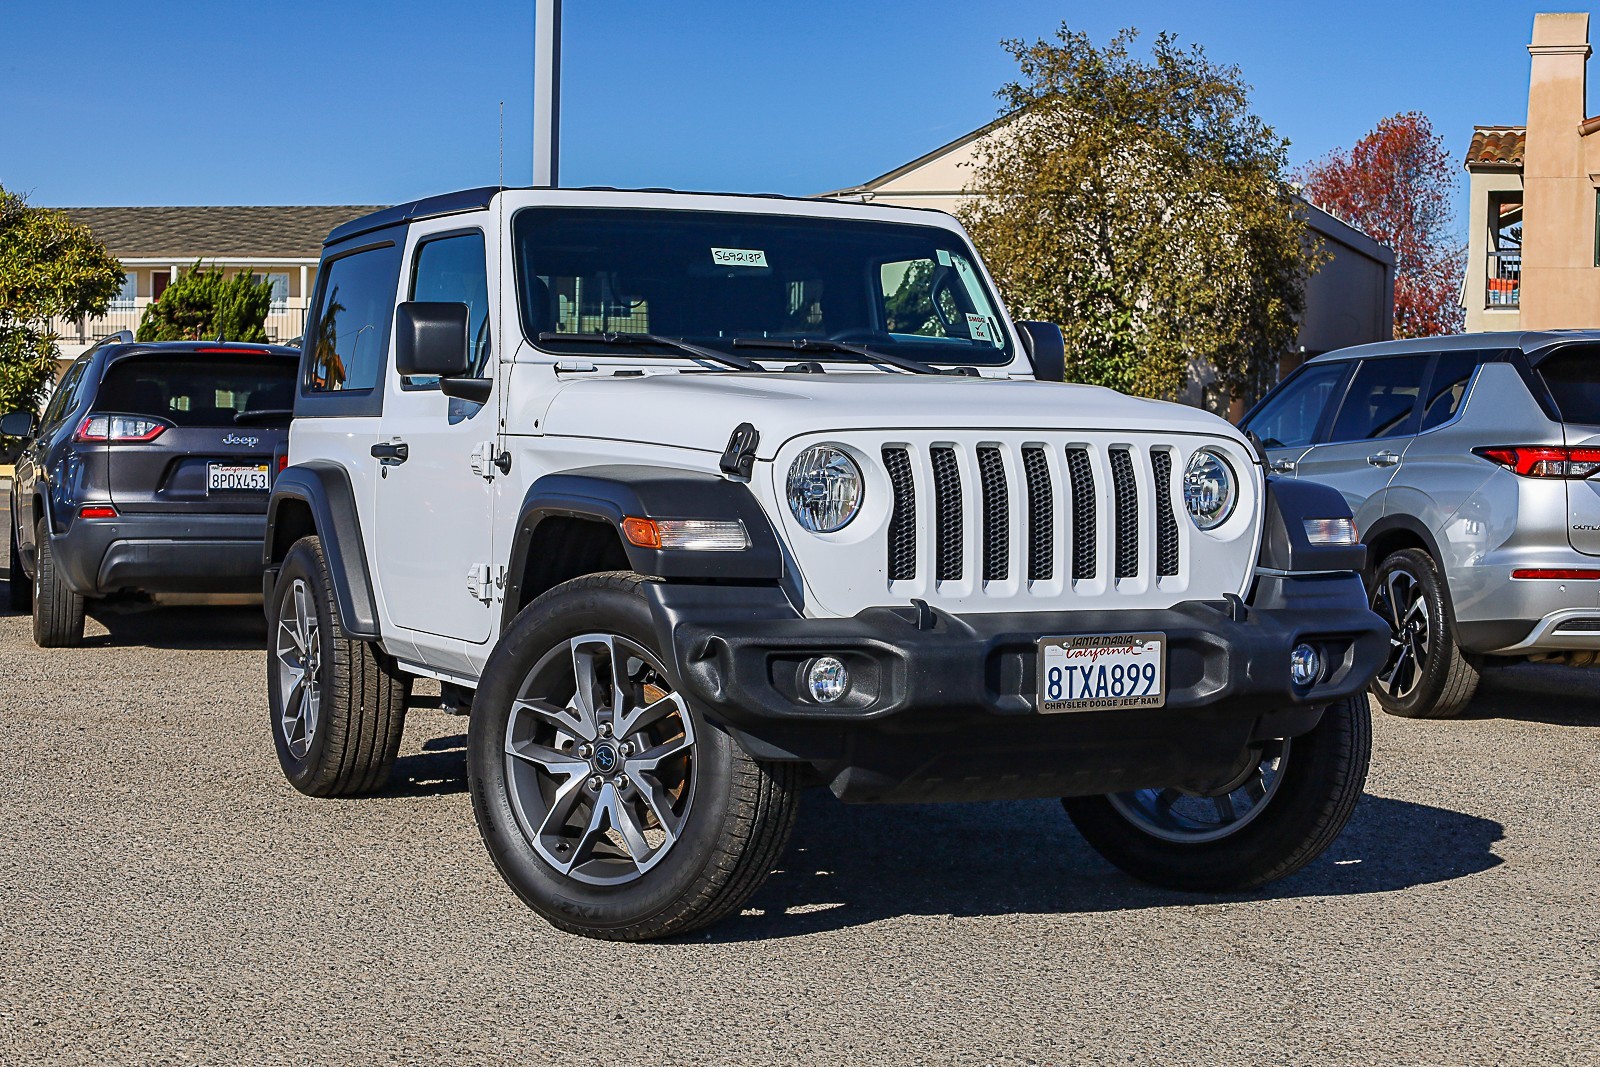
top-left (1466, 126), bottom-right (1526, 167)
top-left (56, 206), bottom-right (387, 260)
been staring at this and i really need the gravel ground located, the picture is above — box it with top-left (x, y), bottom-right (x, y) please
top-left (0, 500), bottom-right (1596, 1066)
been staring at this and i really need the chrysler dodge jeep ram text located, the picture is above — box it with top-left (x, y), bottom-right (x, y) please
top-left (262, 187), bottom-right (1388, 940)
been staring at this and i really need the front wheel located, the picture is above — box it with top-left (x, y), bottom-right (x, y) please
top-left (1063, 694), bottom-right (1371, 892)
top-left (1367, 548), bottom-right (1479, 718)
top-left (468, 571), bottom-right (801, 941)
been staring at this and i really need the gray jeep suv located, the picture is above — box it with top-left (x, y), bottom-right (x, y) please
top-left (1240, 331), bottom-right (1600, 718)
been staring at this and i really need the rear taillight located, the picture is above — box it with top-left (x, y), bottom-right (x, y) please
top-left (277, 454), bottom-right (289, 473)
top-left (74, 414), bottom-right (168, 443)
top-left (78, 504), bottom-right (118, 519)
top-left (1474, 445), bottom-right (1600, 478)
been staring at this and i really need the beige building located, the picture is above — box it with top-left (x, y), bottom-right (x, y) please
top-left (1465, 12), bottom-right (1600, 332)
top-left (50, 205), bottom-right (381, 360)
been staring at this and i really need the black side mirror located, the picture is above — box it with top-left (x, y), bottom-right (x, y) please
top-left (1016, 321), bottom-right (1066, 382)
top-left (1, 411), bottom-right (36, 438)
top-left (395, 301), bottom-right (471, 378)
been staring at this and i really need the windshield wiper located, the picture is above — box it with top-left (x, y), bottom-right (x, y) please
top-left (731, 337), bottom-right (936, 375)
top-left (233, 408), bottom-right (293, 425)
top-left (537, 331), bottom-right (766, 372)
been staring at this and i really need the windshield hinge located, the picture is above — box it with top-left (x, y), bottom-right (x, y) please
top-left (470, 441), bottom-right (499, 479)
top-left (720, 422), bottom-right (760, 479)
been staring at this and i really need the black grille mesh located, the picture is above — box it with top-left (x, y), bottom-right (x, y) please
top-left (931, 446), bottom-right (964, 581)
top-left (1065, 447), bottom-right (1096, 580)
top-left (1152, 450), bottom-right (1180, 577)
top-left (977, 447), bottom-right (1009, 582)
top-left (1022, 447), bottom-right (1053, 581)
top-left (1111, 449), bottom-right (1139, 579)
top-left (884, 447), bottom-right (917, 581)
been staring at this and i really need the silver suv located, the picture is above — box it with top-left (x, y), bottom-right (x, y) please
top-left (1241, 331), bottom-right (1600, 718)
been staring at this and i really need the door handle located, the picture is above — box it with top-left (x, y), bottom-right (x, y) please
top-left (1366, 450), bottom-right (1400, 467)
top-left (1269, 459), bottom-right (1296, 474)
top-left (371, 442), bottom-right (409, 464)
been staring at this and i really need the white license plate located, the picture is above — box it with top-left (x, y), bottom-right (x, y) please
top-left (1037, 632), bottom-right (1166, 713)
top-left (207, 463), bottom-right (270, 492)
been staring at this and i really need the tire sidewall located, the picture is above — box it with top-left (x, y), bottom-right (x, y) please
top-left (1066, 695), bottom-right (1371, 886)
top-left (1368, 549), bottom-right (1455, 717)
top-left (468, 576), bottom-right (742, 934)
top-left (267, 541), bottom-right (337, 791)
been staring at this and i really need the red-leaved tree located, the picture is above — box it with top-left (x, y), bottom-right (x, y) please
top-left (1297, 112), bottom-right (1464, 337)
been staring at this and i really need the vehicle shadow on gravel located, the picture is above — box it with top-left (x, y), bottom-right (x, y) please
top-left (83, 603), bottom-right (266, 650)
top-left (384, 732), bottom-right (469, 797)
top-left (1465, 663), bottom-right (1600, 727)
top-left (710, 791), bottom-right (1504, 941)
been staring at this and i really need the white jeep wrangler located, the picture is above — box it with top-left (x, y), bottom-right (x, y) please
top-left (264, 187), bottom-right (1388, 940)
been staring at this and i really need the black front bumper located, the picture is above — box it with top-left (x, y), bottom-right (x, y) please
top-left (647, 574), bottom-right (1387, 803)
top-left (52, 513), bottom-right (266, 597)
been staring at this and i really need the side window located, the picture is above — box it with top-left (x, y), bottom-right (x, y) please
top-left (306, 242), bottom-right (402, 395)
top-left (405, 231), bottom-right (491, 388)
top-left (879, 252), bottom-right (1003, 347)
top-left (1241, 362), bottom-right (1347, 449)
top-left (1420, 352), bottom-right (1484, 432)
top-left (41, 360), bottom-right (89, 426)
top-left (1326, 355), bottom-right (1431, 443)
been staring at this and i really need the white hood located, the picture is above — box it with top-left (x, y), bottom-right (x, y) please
top-left (538, 371), bottom-right (1249, 457)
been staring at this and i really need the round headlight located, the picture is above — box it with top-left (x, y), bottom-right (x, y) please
top-left (787, 445), bottom-right (863, 533)
top-left (1183, 448), bottom-right (1237, 531)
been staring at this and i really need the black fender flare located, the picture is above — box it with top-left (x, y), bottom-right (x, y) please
top-left (502, 465), bottom-right (785, 631)
top-left (265, 461), bottom-right (381, 640)
top-left (1257, 476), bottom-right (1367, 575)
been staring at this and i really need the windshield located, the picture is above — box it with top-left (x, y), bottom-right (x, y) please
top-left (513, 207), bottom-right (1014, 367)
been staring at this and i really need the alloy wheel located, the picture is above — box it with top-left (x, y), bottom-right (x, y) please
top-left (1372, 566), bottom-right (1429, 700)
top-left (504, 633), bottom-right (697, 886)
top-left (274, 577), bottom-right (323, 759)
top-left (1107, 739), bottom-right (1292, 843)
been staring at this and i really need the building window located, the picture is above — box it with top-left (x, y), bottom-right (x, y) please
top-left (109, 272), bottom-right (137, 307)
top-left (1594, 189), bottom-right (1600, 267)
top-left (251, 272), bottom-right (291, 309)
top-left (1488, 191), bottom-right (1521, 308)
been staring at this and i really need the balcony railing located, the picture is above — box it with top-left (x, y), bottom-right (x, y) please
top-left (47, 298), bottom-right (310, 347)
top-left (1487, 251), bottom-right (1521, 308)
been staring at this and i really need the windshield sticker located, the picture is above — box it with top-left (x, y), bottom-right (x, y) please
top-left (711, 247), bottom-right (769, 268)
top-left (936, 249), bottom-right (953, 266)
top-left (965, 313), bottom-right (993, 343)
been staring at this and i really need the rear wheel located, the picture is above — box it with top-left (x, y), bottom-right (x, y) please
top-left (268, 535), bottom-right (410, 796)
top-left (1064, 694), bottom-right (1370, 891)
top-left (1368, 548), bottom-right (1479, 718)
top-left (8, 510), bottom-right (32, 613)
top-left (31, 519), bottom-right (84, 647)
top-left (469, 572), bottom-right (801, 941)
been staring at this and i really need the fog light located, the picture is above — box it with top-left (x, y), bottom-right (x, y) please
top-left (1290, 643), bottom-right (1322, 687)
top-left (806, 657), bottom-right (850, 703)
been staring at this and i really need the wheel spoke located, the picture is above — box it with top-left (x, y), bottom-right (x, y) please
top-left (570, 637), bottom-right (620, 735)
top-left (1383, 571), bottom-right (1409, 629)
top-left (292, 581), bottom-right (312, 653)
top-left (636, 777), bottom-right (684, 840)
top-left (534, 776), bottom-right (594, 871)
top-left (1212, 793), bottom-right (1238, 822)
top-left (630, 732), bottom-right (692, 774)
top-left (615, 691), bottom-right (682, 743)
top-left (504, 733), bottom-right (590, 778)
top-left (610, 791), bottom-right (654, 862)
top-left (569, 784), bottom-right (620, 868)
top-left (511, 696), bottom-right (596, 747)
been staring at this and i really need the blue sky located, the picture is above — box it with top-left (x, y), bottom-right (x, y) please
top-left (0, 0), bottom-right (1588, 210)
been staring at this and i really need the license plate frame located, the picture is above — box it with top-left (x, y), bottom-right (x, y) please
top-left (1036, 632), bottom-right (1166, 714)
top-left (207, 463), bottom-right (270, 493)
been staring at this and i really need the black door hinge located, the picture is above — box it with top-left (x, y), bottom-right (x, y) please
top-left (720, 422), bottom-right (759, 479)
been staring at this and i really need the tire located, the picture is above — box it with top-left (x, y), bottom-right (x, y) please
top-left (1063, 694), bottom-right (1371, 892)
top-left (268, 535), bottom-right (410, 797)
top-left (8, 510), bottom-right (32, 613)
top-left (468, 571), bottom-right (802, 941)
top-left (1367, 547), bottom-right (1480, 718)
top-left (31, 518), bottom-right (84, 647)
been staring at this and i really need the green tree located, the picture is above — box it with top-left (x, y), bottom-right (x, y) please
top-left (0, 186), bottom-right (123, 419)
top-left (958, 26), bottom-right (1321, 404)
top-left (136, 262), bottom-right (273, 343)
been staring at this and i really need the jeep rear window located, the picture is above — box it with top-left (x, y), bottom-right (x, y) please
top-left (93, 356), bottom-right (297, 427)
top-left (1536, 345), bottom-right (1600, 424)
top-left (513, 207), bottom-right (1014, 366)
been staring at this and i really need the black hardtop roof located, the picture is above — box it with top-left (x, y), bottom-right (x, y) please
top-left (322, 185), bottom-right (927, 247)
top-left (1307, 330), bottom-right (1600, 364)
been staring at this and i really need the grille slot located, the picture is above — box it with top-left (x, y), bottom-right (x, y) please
top-left (1022, 447), bottom-right (1053, 581)
top-left (930, 446), bottom-right (964, 581)
top-left (1110, 449), bottom-right (1139, 579)
top-left (884, 447), bottom-right (917, 581)
top-left (977, 447), bottom-right (1009, 581)
top-left (1152, 449), bottom-right (1180, 578)
top-left (1065, 447), bottom-right (1097, 580)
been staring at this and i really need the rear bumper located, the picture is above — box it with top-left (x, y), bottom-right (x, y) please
top-left (1453, 557), bottom-right (1600, 653)
top-left (51, 513), bottom-right (266, 596)
top-left (646, 573), bottom-right (1388, 803)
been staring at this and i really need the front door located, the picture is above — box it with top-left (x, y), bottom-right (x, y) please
top-left (1294, 353), bottom-right (1433, 529)
top-left (1240, 360), bottom-right (1351, 479)
top-left (374, 225), bottom-right (498, 652)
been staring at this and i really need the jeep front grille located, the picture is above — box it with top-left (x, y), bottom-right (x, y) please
top-left (881, 442), bottom-right (1183, 593)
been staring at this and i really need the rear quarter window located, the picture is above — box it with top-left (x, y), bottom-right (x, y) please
top-left (1536, 345), bottom-right (1600, 424)
top-left (94, 356), bottom-right (297, 427)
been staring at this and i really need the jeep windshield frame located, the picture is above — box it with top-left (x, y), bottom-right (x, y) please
top-left (512, 206), bottom-right (1016, 368)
